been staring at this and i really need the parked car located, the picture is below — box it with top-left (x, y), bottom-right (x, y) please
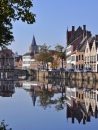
top-left (66, 69), bottom-right (74, 72)
top-left (56, 68), bottom-right (65, 71)
top-left (41, 68), bottom-right (49, 71)
top-left (84, 68), bottom-right (92, 72)
top-left (48, 68), bottom-right (56, 71)
top-left (75, 68), bottom-right (84, 72)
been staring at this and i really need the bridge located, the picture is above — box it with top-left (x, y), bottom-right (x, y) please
top-left (0, 68), bottom-right (37, 80)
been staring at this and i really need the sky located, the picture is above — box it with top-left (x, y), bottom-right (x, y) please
top-left (8, 0), bottom-right (98, 55)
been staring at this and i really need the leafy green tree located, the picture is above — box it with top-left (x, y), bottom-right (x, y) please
top-left (36, 44), bottom-right (53, 69)
top-left (55, 44), bottom-right (66, 68)
top-left (0, 0), bottom-right (35, 48)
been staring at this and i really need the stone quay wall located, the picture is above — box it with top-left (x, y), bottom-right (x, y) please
top-left (37, 71), bottom-right (98, 82)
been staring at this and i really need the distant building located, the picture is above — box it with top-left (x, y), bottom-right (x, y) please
top-left (15, 55), bottom-right (22, 68)
top-left (22, 35), bottom-right (39, 68)
top-left (0, 48), bottom-right (14, 69)
top-left (29, 35), bottom-right (39, 54)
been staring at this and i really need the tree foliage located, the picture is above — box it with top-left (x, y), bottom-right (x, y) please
top-left (0, 0), bottom-right (35, 48)
top-left (55, 44), bottom-right (65, 68)
top-left (36, 44), bottom-right (53, 68)
top-left (0, 120), bottom-right (11, 130)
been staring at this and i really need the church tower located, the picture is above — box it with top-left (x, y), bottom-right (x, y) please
top-left (29, 35), bottom-right (39, 54)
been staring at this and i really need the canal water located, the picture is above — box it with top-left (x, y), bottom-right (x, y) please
top-left (0, 78), bottom-right (98, 130)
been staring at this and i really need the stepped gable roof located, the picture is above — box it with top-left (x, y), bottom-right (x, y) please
top-left (95, 35), bottom-right (98, 49)
top-left (95, 41), bottom-right (98, 49)
top-left (23, 52), bottom-right (34, 56)
top-left (31, 35), bottom-right (36, 46)
top-left (88, 37), bottom-right (95, 50)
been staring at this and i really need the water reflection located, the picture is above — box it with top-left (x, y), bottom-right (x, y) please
top-left (1, 77), bottom-right (98, 129)
top-left (0, 80), bottom-right (15, 97)
top-left (66, 86), bottom-right (98, 124)
top-left (22, 79), bottom-right (65, 110)
top-left (21, 78), bottom-right (98, 125)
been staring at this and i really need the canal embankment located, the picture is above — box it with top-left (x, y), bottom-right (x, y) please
top-left (37, 70), bottom-right (98, 82)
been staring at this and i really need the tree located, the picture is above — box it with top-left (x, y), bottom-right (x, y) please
top-left (55, 44), bottom-right (66, 68)
top-left (50, 59), bottom-right (59, 69)
top-left (0, 0), bottom-right (35, 48)
top-left (36, 44), bottom-right (53, 69)
top-left (0, 120), bottom-right (11, 130)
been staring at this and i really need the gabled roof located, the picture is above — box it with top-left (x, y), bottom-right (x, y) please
top-left (15, 56), bottom-right (22, 62)
top-left (68, 26), bottom-right (83, 44)
top-left (95, 41), bottom-right (98, 49)
top-left (76, 26), bottom-right (82, 32)
top-left (0, 49), bottom-right (14, 58)
top-left (88, 37), bottom-right (95, 50)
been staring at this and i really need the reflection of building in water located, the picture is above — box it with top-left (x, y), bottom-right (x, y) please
top-left (84, 88), bottom-right (98, 118)
top-left (66, 103), bottom-right (83, 124)
top-left (44, 83), bottom-right (63, 93)
top-left (22, 81), bottom-right (63, 93)
top-left (22, 81), bottom-right (65, 106)
top-left (66, 86), bottom-right (84, 124)
top-left (66, 87), bottom-right (76, 106)
top-left (66, 86), bottom-right (98, 124)
top-left (22, 81), bottom-right (41, 106)
top-left (22, 81), bottom-right (41, 90)
top-left (15, 81), bottom-right (23, 88)
top-left (66, 86), bottom-right (84, 105)
top-left (0, 80), bottom-right (15, 97)
top-left (29, 87), bottom-right (36, 106)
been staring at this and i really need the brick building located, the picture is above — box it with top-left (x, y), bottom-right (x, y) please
top-left (66, 25), bottom-right (91, 69)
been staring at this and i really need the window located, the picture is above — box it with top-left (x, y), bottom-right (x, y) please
top-left (79, 64), bottom-right (80, 69)
top-left (82, 94), bottom-right (83, 99)
top-left (79, 55), bottom-right (80, 60)
top-left (76, 56), bottom-right (78, 61)
top-left (97, 94), bottom-right (98, 101)
top-left (23, 61), bottom-right (30, 64)
top-left (82, 55), bottom-right (83, 60)
top-left (76, 92), bottom-right (78, 97)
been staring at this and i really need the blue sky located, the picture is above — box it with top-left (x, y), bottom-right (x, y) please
top-left (8, 0), bottom-right (98, 55)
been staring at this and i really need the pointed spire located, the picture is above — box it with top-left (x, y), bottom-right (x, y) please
top-left (31, 35), bottom-right (36, 46)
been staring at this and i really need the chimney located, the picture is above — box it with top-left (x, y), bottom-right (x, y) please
top-left (72, 26), bottom-right (75, 31)
top-left (83, 25), bottom-right (86, 31)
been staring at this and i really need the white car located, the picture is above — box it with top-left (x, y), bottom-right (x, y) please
top-left (75, 69), bottom-right (84, 72)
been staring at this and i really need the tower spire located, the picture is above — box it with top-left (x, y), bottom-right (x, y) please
top-left (31, 35), bottom-right (36, 46)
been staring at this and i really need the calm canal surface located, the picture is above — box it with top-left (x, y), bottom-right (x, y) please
top-left (0, 79), bottom-right (98, 130)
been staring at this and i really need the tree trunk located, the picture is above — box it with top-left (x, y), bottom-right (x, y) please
top-left (62, 58), bottom-right (63, 68)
